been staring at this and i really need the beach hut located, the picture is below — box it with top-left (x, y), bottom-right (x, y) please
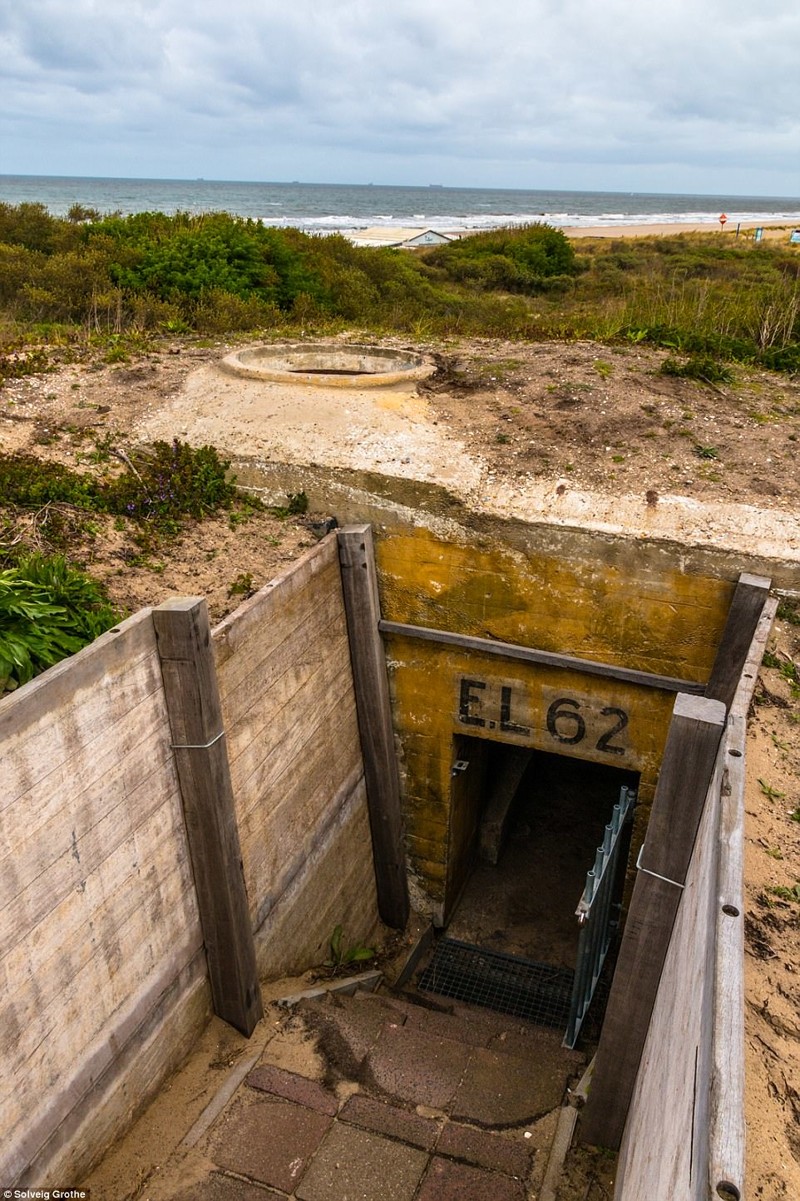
top-left (399, 229), bottom-right (455, 248)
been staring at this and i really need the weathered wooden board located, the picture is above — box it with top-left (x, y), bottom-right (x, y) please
top-left (223, 629), bottom-right (361, 911)
top-left (0, 803), bottom-right (200, 1068)
top-left (613, 596), bottom-right (776, 1199)
top-left (580, 692), bottom-right (726, 1149)
top-left (154, 598), bottom-right (263, 1037)
top-left (0, 611), bottom-right (160, 804)
top-left (8, 954), bottom-right (210, 1187)
top-left (0, 611), bottom-right (207, 1186)
top-left (612, 755), bottom-right (721, 1194)
top-left (706, 597), bottom-right (776, 1201)
top-left (3, 922), bottom-right (204, 1179)
top-left (216, 586), bottom-right (348, 733)
top-left (705, 572), bottom-right (771, 709)
top-left (0, 713), bottom-right (184, 939)
top-left (212, 536), bottom-right (342, 684)
top-left (338, 525), bottom-right (409, 930)
top-left (249, 760), bottom-right (365, 931)
top-left (242, 713), bottom-right (363, 925)
top-left (256, 775), bottom-right (380, 979)
top-left (222, 627), bottom-right (355, 816)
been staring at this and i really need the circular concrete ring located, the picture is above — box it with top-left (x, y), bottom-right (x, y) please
top-left (220, 343), bottom-right (436, 388)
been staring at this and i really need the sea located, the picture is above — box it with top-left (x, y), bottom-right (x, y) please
top-left (1, 174), bottom-right (799, 235)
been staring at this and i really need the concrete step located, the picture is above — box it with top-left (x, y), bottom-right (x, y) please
top-left (295, 986), bottom-right (586, 1128)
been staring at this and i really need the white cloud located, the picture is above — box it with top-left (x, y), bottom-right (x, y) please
top-left (1, 0), bottom-right (798, 192)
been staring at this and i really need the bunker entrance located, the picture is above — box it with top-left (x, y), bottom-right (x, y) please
top-left (419, 738), bottom-right (637, 1040)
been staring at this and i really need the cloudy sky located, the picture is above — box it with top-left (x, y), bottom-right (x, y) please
top-left (2, 0), bottom-right (799, 195)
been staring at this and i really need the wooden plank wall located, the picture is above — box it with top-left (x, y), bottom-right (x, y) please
top-left (213, 534), bottom-right (380, 978)
top-left (0, 532), bottom-right (380, 1186)
top-left (613, 745), bottom-right (722, 1195)
top-left (614, 598), bottom-right (775, 1200)
top-left (0, 610), bottom-right (210, 1187)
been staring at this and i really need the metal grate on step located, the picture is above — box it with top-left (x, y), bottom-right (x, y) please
top-left (417, 937), bottom-right (575, 1029)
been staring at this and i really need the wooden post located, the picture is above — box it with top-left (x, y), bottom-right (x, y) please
top-left (337, 526), bottom-right (410, 930)
top-left (580, 692), bottom-right (726, 1149)
top-left (705, 572), bottom-right (770, 710)
top-left (153, 598), bottom-right (263, 1037)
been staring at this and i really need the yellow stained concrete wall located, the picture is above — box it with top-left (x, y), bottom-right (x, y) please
top-left (374, 526), bottom-right (735, 919)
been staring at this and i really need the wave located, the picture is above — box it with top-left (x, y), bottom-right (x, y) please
top-left (2, 173), bottom-right (797, 230)
top-left (259, 208), bottom-right (800, 235)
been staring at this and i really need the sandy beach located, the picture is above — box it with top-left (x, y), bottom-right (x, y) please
top-left (352, 217), bottom-right (799, 247)
top-left (563, 217), bottom-right (798, 239)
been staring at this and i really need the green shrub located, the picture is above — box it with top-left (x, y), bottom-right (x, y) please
top-left (0, 202), bottom-right (797, 370)
top-left (0, 440), bottom-right (249, 536)
top-left (660, 355), bottom-right (734, 384)
top-left (192, 288), bottom-right (282, 334)
top-left (426, 224), bottom-right (578, 295)
top-left (97, 211), bottom-right (324, 311)
top-left (0, 452), bottom-right (99, 507)
top-left (100, 440), bottom-right (240, 529)
top-left (0, 202), bottom-right (61, 253)
top-left (0, 554), bottom-right (120, 692)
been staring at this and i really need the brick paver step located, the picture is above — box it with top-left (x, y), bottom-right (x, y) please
top-left (295, 1123), bottom-right (428, 1201)
top-left (437, 1120), bottom-right (533, 1178)
top-left (210, 1094), bottom-right (332, 1193)
top-left (416, 1156), bottom-right (527, 1201)
top-left (247, 1063), bottom-right (339, 1116)
top-left (361, 1020), bottom-right (472, 1109)
top-left (339, 1093), bottom-right (440, 1150)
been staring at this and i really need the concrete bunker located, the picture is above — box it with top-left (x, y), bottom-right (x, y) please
top-left (220, 342), bottom-right (435, 387)
top-left (1, 468), bottom-right (788, 1194)
top-left (371, 522), bottom-right (724, 926)
top-left (346, 516), bottom-right (775, 1080)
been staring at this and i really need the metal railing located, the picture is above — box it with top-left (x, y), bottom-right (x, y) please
top-left (563, 785), bottom-right (636, 1048)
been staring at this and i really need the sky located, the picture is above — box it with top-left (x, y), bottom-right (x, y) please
top-left (2, 0), bottom-right (799, 196)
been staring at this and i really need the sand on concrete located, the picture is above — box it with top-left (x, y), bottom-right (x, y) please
top-left (131, 352), bottom-right (800, 570)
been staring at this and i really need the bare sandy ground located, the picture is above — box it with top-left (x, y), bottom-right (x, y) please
top-left (131, 346), bottom-right (800, 570)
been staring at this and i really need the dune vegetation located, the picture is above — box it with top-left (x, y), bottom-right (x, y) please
top-left (0, 202), bottom-right (797, 376)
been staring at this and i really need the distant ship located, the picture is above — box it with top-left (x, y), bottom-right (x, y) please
top-left (429, 184), bottom-right (444, 189)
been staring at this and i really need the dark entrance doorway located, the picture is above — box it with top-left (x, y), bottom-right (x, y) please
top-left (418, 738), bottom-right (637, 1037)
top-left (447, 742), bottom-right (637, 967)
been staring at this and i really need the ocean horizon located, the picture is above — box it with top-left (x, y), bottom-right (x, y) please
top-left (1, 174), bottom-right (799, 235)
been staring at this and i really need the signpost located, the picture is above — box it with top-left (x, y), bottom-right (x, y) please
top-left (719, 212), bottom-right (728, 230)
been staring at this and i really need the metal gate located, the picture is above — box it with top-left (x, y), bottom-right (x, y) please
top-left (563, 785), bottom-right (636, 1048)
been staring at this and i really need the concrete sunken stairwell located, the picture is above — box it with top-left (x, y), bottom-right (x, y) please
top-left (4, 481), bottom-right (790, 1196)
top-left (156, 983), bottom-right (588, 1201)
